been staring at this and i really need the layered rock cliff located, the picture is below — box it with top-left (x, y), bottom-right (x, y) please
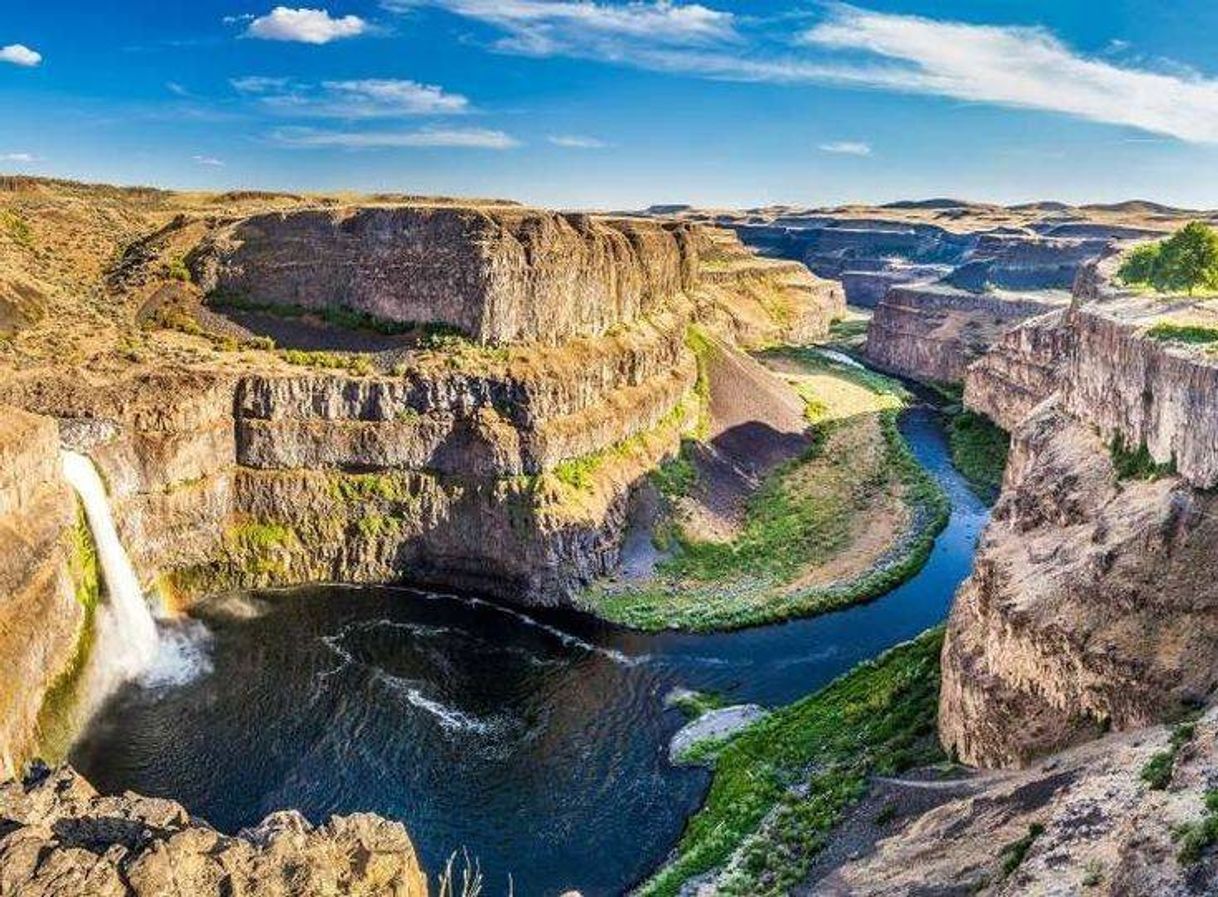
top-left (941, 250), bottom-right (1218, 768)
top-left (864, 284), bottom-right (1071, 384)
top-left (0, 408), bottom-right (87, 780)
top-left (0, 186), bottom-right (845, 777)
top-left (192, 207), bottom-right (700, 346)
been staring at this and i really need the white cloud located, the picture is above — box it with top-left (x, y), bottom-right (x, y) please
top-left (192, 155), bottom-right (225, 166)
top-left (0, 152), bottom-right (39, 163)
top-left (270, 126), bottom-right (520, 148)
top-left (0, 44), bottom-right (42, 66)
top-left (548, 134), bottom-right (608, 149)
top-left (818, 141), bottom-right (871, 156)
top-left (231, 75), bottom-right (294, 93)
top-left (795, 5), bottom-right (1218, 144)
top-left (244, 7), bottom-right (367, 43)
top-left (395, 1), bottom-right (1218, 145)
top-left (166, 81), bottom-right (190, 96)
top-left (387, 0), bottom-right (737, 56)
top-left (232, 77), bottom-right (469, 116)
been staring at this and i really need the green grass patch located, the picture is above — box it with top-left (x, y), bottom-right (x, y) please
top-left (1146, 322), bottom-right (1218, 345)
top-left (280, 348), bottom-right (375, 376)
top-left (1000, 823), bottom-right (1045, 878)
top-left (651, 441), bottom-right (698, 499)
top-left (1, 210), bottom-right (33, 247)
top-left (670, 690), bottom-right (728, 720)
top-left (224, 521), bottom-right (299, 577)
top-left (1176, 789), bottom-right (1218, 864)
top-left (639, 628), bottom-right (945, 897)
top-left (1110, 432), bottom-right (1176, 481)
top-left (947, 411), bottom-right (1009, 502)
top-left (584, 408), bottom-right (949, 632)
top-left (1140, 718), bottom-right (1198, 790)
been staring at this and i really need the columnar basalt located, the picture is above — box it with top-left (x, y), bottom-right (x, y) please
top-left (192, 208), bottom-right (701, 345)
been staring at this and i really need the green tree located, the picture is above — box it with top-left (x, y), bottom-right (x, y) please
top-left (1117, 242), bottom-right (1161, 285)
top-left (1124, 222), bottom-right (1218, 295)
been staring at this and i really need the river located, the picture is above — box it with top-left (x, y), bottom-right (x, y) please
top-left (71, 405), bottom-right (987, 897)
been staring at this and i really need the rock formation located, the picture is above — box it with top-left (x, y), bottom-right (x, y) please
top-left (817, 705), bottom-right (1218, 895)
top-left (0, 180), bottom-right (842, 773)
top-left (0, 765), bottom-right (429, 896)
top-left (0, 408), bottom-right (87, 780)
top-left (941, 249), bottom-right (1218, 767)
top-left (864, 285), bottom-right (1071, 384)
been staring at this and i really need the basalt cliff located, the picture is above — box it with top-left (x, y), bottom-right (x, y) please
top-left (940, 252), bottom-right (1218, 767)
top-left (0, 178), bottom-right (842, 778)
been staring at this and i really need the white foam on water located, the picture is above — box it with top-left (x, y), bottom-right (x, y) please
top-left (410, 590), bottom-right (647, 667)
top-left (140, 619), bottom-right (214, 689)
top-left (818, 348), bottom-right (866, 369)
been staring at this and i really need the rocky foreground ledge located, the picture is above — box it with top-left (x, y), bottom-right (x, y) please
top-left (0, 765), bottom-right (428, 896)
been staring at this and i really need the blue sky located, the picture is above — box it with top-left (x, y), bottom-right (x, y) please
top-left (3, 1), bottom-right (1218, 209)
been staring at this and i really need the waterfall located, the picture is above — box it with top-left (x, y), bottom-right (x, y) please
top-left (61, 451), bottom-right (160, 682)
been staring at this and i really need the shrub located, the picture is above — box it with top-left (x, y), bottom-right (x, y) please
top-left (1109, 432), bottom-right (1175, 481)
top-left (1140, 751), bottom-right (1175, 790)
top-left (1001, 823), bottom-right (1045, 877)
top-left (1118, 222), bottom-right (1218, 295)
top-left (1146, 322), bottom-right (1218, 345)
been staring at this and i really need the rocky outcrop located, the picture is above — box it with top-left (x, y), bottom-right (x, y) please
top-left (941, 250), bottom-right (1218, 768)
top-left (819, 705), bottom-right (1218, 895)
top-left (962, 309), bottom-right (1072, 432)
top-left (940, 402), bottom-right (1218, 766)
top-left (0, 407), bottom-right (85, 779)
top-left (1062, 298), bottom-right (1218, 489)
top-left (192, 208), bottom-right (700, 346)
top-left (864, 285), bottom-right (1071, 383)
top-left (0, 765), bottom-right (429, 896)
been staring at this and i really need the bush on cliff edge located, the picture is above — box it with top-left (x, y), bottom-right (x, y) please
top-left (1118, 222), bottom-right (1218, 295)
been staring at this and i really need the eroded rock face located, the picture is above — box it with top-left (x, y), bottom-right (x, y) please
top-left (0, 765), bottom-right (430, 897)
top-left (819, 706), bottom-right (1218, 896)
top-left (963, 309), bottom-right (1072, 432)
top-left (940, 403), bottom-right (1218, 767)
top-left (0, 407), bottom-right (83, 779)
top-left (193, 208), bottom-right (700, 346)
top-left (864, 285), bottom-right (1071, 383)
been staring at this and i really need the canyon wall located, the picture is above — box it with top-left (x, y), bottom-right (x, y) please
top-left (941, 251), bottom-right (1218, 767)
top-left (192, 208), bottom-right (700, 345)
top-left (864, 285), bottom-right (1070, 384)
top-left (0, 408), bottom-right (86, 779)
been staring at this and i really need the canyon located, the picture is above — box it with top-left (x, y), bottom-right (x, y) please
top-left (3, 178), bottom-right (1218, 894)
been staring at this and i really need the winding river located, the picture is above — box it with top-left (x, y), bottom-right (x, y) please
top-left (72, 405), bottom-right (987, 897)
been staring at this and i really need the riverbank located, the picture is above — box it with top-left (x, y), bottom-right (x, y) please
top-left (581, 348), bottom-right (949, 631)
top-left (639, 627), bottom-right (946, 897)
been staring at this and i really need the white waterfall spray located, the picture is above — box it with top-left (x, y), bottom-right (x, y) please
top-left (61, 452), bottom-right (161, 685)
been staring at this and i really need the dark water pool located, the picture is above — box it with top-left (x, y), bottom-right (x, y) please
top-left (72, 406), bottom-right (987, 897)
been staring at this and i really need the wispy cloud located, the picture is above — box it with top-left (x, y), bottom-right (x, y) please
top-left (234, 77), bottom-right (469, 117)
top-left (242, 7), bottom-right (368, 44)
top-left (270, 126), bottom-right (520, 148)
top-left (818, 141), bottom-right (871, 156)
top-left (0, 44), bottom-right (42, 66)
top-left (548, 134), bottom-right (608, 149)
top-left (387, 0), bottom-right (737, 55)
top-left (192, 154), bottom-right (225, 166)
top-left (392, 1), bottom-right (1218, 145)
top-left (0, 152), bottom-right (40, 163)
top-left (795, 5), bottom-right (1218, 143)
